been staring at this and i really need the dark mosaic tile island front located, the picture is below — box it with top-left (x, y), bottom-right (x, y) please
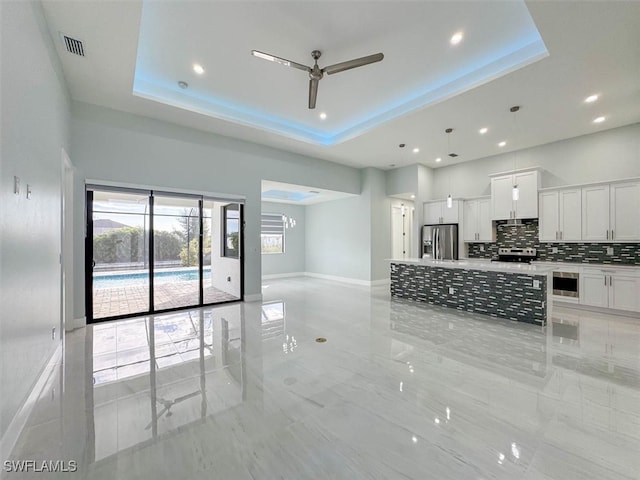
top-left (467, 219), bottom-right (640, 265)
top-left (390, 263), bottom-right (548, 326)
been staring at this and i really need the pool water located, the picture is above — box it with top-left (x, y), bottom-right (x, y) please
top-left (94, 268), bottom-right (211, 289)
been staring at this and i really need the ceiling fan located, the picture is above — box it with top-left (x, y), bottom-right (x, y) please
top-left (251, 49), bottom-right (384, 109)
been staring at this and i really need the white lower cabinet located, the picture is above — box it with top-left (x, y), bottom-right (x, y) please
top-left (580, 269), bottom-right (640, 312)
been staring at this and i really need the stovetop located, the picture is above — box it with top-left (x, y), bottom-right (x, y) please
top-left (492, 247), bottom-right (537, 264)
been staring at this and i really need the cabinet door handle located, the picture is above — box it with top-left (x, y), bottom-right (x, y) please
top-left (611, 230), bottom-right (614, 240)
top-left (606, 230), bottom-right (609, 239)
top-left (555, 231), bottom-right (558, 240)
top-left (560, 231), bottom-right (563, 240)
top-left (604, 276), bottom-right (607, 287)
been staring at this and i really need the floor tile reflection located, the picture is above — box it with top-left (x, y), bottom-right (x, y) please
top-left (7, 277), bottom-right (640, 479)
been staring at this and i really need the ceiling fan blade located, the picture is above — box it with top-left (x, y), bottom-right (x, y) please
top-left (323, 53), bottom-right (384, 75)
top-left (308, 78), bottom-right (319, 109)
top-left (251, 50), bottom-right (311, 73)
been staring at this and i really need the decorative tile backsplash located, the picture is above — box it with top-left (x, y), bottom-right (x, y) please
top-left (390, 262), bottom-right (547, 325)
top-left (467, 219), bottom-right (640, 265)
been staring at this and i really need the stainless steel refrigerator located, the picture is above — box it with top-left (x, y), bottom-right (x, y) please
top-left (422, 224), bottom-right (459, 260)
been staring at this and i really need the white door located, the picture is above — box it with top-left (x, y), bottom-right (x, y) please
top-left (610, 182), bottom-right (640, 241)
top-left (580, 272), bottom-right (609, 308)
top-left (424, 202), bottom-right (443, 224)
top-left (609, 275), bottom-right (640, 312)
top-left (513, 171), bottom-right (538, 219)
top-left (538, 191), bottom-right (559, 242)
top-left (391, 205), bottom-right (405, 258)
top-left (491, 175), bottom-right (514, 220)
top-left (581, 185), bottom-right (610, 241)
top-left (463, 200), bottom-right (478, 242)
top-left (559, 189), bottom-right (582, 241)
top-left (477, 199), bottom-right (493, 242)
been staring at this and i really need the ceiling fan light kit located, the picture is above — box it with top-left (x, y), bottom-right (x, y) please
top-left (251, 49), bottom-right (384, 109)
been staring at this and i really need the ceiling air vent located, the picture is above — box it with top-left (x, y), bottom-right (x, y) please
top-left (61, 34), bottom-right (84, 56)
top-left (448, 153), bottom-right (459, 158)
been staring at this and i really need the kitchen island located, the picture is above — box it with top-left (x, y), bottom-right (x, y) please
top-left (390, 258), bottom-right (554, 325)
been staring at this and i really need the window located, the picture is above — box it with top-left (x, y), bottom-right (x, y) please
top-left (223, 204), bottom-right (240, 258)
top-left (261, 213), bottom-right (285, 254)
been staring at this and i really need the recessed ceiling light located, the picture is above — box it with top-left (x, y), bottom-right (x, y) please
top-left (435, 157), bottom-right (442, 163)
top-left (498, 141), bottom-right (507, 147)
top-left (319, 112), bottom-right (327, 120)
top-left (479, 127), bottom-right (488, 134)
top-left (450, 31), bottom-right (463, 45)
top-left (410, 194), bottom-right (416, 199)
top-left (193, 64), bottom-right (204, 75)
top-left (593, 116), bottom-right (606, 123)
top-left (178, 81), bottom-right (188, 89)
top-left (585, 94), bottom-right (599, 103)
top-left (412, 148), bottom-right (420, 154)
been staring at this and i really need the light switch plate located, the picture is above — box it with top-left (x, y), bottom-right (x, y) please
top-left (14, 176), bottom-right (20, 195)
top-left (551, 247), bottom-right (558, 254)
top-left (448, 287), bottom-right (455, 294)
top-left (606, 247), bottom-right (614, 256)
top-left (533, 280), bottom-right (540, 289)
top-left (479, 245), bottom-right (485, 252)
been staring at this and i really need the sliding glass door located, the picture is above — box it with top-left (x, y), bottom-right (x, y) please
top-left (153, 194), bottom-right (202, 311)
top-left (87, 187), bottom-right (243, 323)
top-left (90, 189), bottom-right (151, 320)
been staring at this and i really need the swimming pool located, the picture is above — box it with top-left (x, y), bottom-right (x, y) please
top-left (94, 268), bottom-right (211, 289)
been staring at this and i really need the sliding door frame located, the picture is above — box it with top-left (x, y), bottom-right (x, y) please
top-left (86, 185), bottom-right (244, 324)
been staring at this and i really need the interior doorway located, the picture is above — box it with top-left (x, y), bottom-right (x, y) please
top-left (85, 185), bottom-right (244, 323)
top-left (391, 202), bottom-right (413, 259)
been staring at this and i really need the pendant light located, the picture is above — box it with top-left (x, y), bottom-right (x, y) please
top-left (445, 128), bottom-right (455, 208)
top-left (510, 106), bottom-right (520, 201)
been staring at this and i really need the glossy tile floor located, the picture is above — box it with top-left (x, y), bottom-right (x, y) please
top-left (7, 277), bottom-right (640, 479)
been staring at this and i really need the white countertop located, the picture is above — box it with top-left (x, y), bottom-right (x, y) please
top-left (532, 261), bottom-right (640, 275)
top-left (388, 258), bottom-right (554, 275)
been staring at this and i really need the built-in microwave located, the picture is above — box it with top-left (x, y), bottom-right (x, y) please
top-left (553, 271), bottom-right (579, 298)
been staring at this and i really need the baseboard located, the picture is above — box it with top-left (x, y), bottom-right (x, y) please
top-left (262, 272), bottom-right (305, 280)
top-left (244, 293), bottom-right (263, 302)
top-left (304, 272), bottom-right (389, 287)
top-left (74, 316), bottom-right (86, 329)
top-left (0, 343), bottom-right (62, 460)
top-left (260, 272), bottom-right (391, 287)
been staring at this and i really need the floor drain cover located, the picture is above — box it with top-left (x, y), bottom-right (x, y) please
top-left (315, 337), bottom-right (327, 343)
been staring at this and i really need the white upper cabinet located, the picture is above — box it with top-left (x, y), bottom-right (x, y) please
top-left (559, 189), bottom-right (582, 241)
top-left (491, 175), bottom-right (514, 220)
top-left (538, 191), bottom-right (559, 242)
top-left (538, 188), bottom-right (581, 242)
top-left (463, 198), bottom-right (493, 242)
top-left (580, 181), bottom-right (640, 242)
top-left (610, 182), bottom-right (640, 241)
top-left (490, 169), bottom-right (540, 220)
top-left (423, 200), bottom-right (460, 224)
top-left (582, 185), bottom-right (610, 241)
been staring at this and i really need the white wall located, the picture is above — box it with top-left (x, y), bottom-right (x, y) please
top-left (366, 168), bottom-right (392, 281)
top-left (305, 195), bottom-right (370, 281)
top-left (261, 202), bottom-right (305, 277)
top-left (0, 1), bottom-right (70, 440)
top-left (305, 167), bottom-right (391, 283)
top-left (70, 102), bottom-right (361, 312)
top-left (431, 123), bottom-right (640, 199)
top-left (386, 164), bottom-right (435, 257)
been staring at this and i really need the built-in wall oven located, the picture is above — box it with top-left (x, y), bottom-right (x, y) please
top-left (553, 271), bottom-right (579, 299)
